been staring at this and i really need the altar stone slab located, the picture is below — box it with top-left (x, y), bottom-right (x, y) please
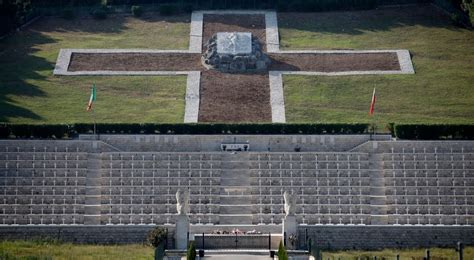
top-left (216, 32), bottom-right (252, 55)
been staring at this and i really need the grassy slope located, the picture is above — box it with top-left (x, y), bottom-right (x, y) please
top-left (0, 240), bottom-right (153, 260)
top-left (0, 14), bottom-right (190, 123)
top-left (279, 6), bottom-right (474, 129)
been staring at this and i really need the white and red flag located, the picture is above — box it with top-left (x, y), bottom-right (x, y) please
top-left (369, 87), bottom-right (376, 116)
top-left (86, 84), bottom-right (96, 111)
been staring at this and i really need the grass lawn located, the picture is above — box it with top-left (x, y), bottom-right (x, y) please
top-left (322, 246), bottom-right (474, 260)
top-left (0, 240), bottom-right (472, 260)
top-left (279, 5), bottom-right (474, 130)
top-left (0, 13), bottom-right (190, 123)
top-left (0, 240), bottom-right (153, 260)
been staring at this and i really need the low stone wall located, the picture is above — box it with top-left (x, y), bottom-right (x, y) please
top-left (297, 226), bottom-right (474, 250)
top-left (0, 226), bottom-right (175, 246)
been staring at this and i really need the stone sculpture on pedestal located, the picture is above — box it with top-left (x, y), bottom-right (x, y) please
top-left (175, 189), bottom-right (190, 250)
top-left (282, 191), bottom-right (298, 250)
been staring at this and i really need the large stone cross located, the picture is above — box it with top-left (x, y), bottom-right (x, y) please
top-left (54, 11), bottom-right (414, 123)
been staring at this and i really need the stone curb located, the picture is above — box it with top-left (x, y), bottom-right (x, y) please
top-left (184, 71), bottom-right (201, 123)
top-left (268, 71), bottom-right (286, 123)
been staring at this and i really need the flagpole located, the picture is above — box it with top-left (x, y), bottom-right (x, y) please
top-left (92, 107), bottom-right (97, 137)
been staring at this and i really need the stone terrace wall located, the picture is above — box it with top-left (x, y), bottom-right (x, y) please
top-left (88, 134), bottom-right (386, 152)
top-left (297, 226), bottom-right (474, 250)
top-left (0, 226), bottom-right (175, 246)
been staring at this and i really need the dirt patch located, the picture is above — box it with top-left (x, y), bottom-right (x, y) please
top-left (68, 53), bottom-right (202, 71)
top-left (198, 14), bottom-right (271, 122)
top-left (202, 14), bottom-right (266, 51)
top-left (198, 70), bottom-right (271, 122)
top-left (269, 52), bottom-right (400, 72)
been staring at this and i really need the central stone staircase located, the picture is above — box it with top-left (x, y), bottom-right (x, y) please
top-left (219, 153), bottom-right (253, 225)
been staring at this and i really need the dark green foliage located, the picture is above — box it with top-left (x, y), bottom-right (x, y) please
top-left (91, 8), bottom-right (107, 20)
top-left (277, 240), bottom-right (289, 260)
top-left (131, 5), bottom-right (143, 17)
top-left (0, 0), bottom-right (34, 36)
top-left (61, 9), bottom-right (75, 20)
top-left (0, 124), bottom-right (70, 139)
top-left (187, 241), bottom-right (196, 260)
top-left (146, 226), bottom-right (167, 248)
top-left (393, 124), bottom-right (474, 140)
top-left (278, 0), bottom-right (377, 12)
top-left (433, 0), bottom-right (472, 27)
top-left (159, 4), bottom-right (178, 16)
top-left (0, 123), bottom-right (369, 139)
top-left (182, 3), bottom-right (194, 13)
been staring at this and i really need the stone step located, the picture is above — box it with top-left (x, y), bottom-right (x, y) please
top-left (220, 205), bottom-right (253, 214)
top-left (370, 215), bottom-right (388, 225)
top-left (221, 187), bottom-right (250, 196)
top-left (220, 169), bottom-right (250, 177)
top-left (220, 196), bottom-right (252, 205)
top-left (219, 214), bottom-right (253, 225)
top-left (221, 161), bottom-right (250, 169)
top-left (370, 205), bottom-right (388, 215)
top-left (221, 177), bottom-right (250, 186)
top-left (370, 196), bottom-right (386, 205)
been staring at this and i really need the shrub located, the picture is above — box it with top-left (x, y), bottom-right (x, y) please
top-left (92, 8), bottom-right (107, 20)
top-left (277, 240), bottom-right (289, 260)
top-left (0, 123), bottom-right (369, 139)
top-left (393, 124), bottom-right (474, 140)
top-left (182, 4), bottom-right (194, 13)
top-left (159, 4), bottom-right (177, 16)
top-left (131, 5), bottom-right (143, 17)
top-left (451, 13), bottom-right (464, 26)
top-left (146, 226), bottom-right (167, 248)
top-left (187, 241), bottom-right (196, 260)
top-left (61, 9), bottom-right (75, 20)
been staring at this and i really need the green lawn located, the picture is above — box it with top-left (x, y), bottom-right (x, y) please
top-left (279, 6), bottom-right (474, 129)
top-left (0, 13), bottom-right (190, 123)
top-left (1, 240), bottom-right (472, 260)
top-left (0, 240), bottom-right (153, 260)
top-left (322, 246), bottom-right (474, 260)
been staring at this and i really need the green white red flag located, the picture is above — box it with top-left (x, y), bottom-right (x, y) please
top-left (369, 87), bottom-right (376, 116)
top-left (86, 84), bottom-right (96, 111)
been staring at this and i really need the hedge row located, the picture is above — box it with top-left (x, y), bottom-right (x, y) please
top-left (0, 123), bottom-right (369, 139)
top-left (393, 124), bottom-right (474, 140)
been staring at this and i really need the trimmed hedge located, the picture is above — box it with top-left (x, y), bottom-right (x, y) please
top-left (393, 124), bottom-right (474, 140)
top-left (0, 123), bottom-right (369, 139)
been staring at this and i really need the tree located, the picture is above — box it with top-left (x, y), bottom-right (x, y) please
top-left (277, 240), bottom-right (289, 260)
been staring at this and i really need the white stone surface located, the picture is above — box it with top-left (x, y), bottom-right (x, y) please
top-left (282, 215), bottom-right (298, 250)
top-left (264, 11), bottom-right (280, 52)
top-left (216, 32), bottom-right (252, 55)
top-left (269, 71), bottom-right (286, 123)
top-left (184, 71), bottom-right (201, 123)
top-left (189, 12), bottom-right (204, 53)
top-left (175, 215), bottom-right (190, 250)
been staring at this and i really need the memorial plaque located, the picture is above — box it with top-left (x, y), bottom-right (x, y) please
top-left (216, 32), bottom-right (252, 55)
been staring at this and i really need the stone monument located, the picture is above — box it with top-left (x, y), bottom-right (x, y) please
top-left (202, 32), bottom-right (271, 72)
top-left (175, 189), bottom-right (190, 250)
top-left (282, 191), bottom-right (298, 250)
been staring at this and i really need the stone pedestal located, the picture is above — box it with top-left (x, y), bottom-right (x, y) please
top-left (282, 215), bottom-right (298, 250)
top-left (175, 215), bottom-right (189, 250)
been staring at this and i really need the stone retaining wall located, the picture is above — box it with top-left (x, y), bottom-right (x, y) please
top-left (0, 226), bottom-right (175, 246)
top-left (297, 226), bottom-right (474, 250)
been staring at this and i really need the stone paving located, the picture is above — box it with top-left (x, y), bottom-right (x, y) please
top-left (54, 11), bottom-right (415, 123)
